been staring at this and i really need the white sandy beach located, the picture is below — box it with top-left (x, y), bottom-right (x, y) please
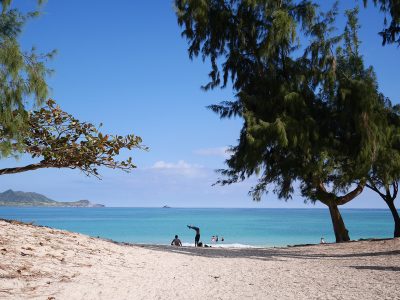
top-left (0, 219), bottom-right (399, 300)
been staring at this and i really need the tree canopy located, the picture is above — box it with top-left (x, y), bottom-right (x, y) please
top-left (365, 101), bottom-right (400, 237)
top-left (0, 1), bottom-right (146, 179)
top-left (176, 1), bottom-right (384, 200)
top-left (176, 1), bottom-right (391, 242)
top-left (365, 0), bottom-right (400, 45)
top-left (0, 0), bottom-right (54, 158)
top-left (0, 100), bottom-right (146, 177)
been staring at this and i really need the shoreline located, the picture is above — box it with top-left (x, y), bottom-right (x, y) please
top-left (114, 237), bottom-right (397, 250)
top-left (2, 216), bottom-right (395, 249)
top-left (1, 219), bottom-right (399, 299)
top-left (1, 217), bottom-right (396, 249)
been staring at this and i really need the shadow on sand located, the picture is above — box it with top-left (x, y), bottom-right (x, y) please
top-left (349, 265), bottom-right (400, 272)
top-left (125, 240), bottom-right (400, 262)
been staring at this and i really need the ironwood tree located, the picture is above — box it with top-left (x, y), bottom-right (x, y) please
top-left (0, 99), bottom-right (146, 176)
top-left (365, 0), bottom-right (400, 45)
top-left (366, 102), bottom-right (400, 237)
top-left (0, 0), bottom-right (54, 157)
top-left (175, 1), bottom-right (388, 242)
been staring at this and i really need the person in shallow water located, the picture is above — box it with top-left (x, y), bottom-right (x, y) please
top-left (171, 235), bottom-right (182, 246)
top-left (187, 225), bottom-right (200, 247)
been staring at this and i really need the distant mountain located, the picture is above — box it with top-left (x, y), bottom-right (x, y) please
top-left (0, 190), bottom-right (105, 207)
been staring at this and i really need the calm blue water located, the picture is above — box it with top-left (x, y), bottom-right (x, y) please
top-left (0, 207), bottom-right (396, 247)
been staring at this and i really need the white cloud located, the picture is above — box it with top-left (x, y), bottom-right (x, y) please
top-left (150, 160), bottom-right (205, 177)
top-left (194, 146), bottom-right (232, 158)
top-left (151, 160), bottom-right (202, 169)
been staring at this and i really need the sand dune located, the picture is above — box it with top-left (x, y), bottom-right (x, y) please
top-left (0, 219), bottom-right (399, 300)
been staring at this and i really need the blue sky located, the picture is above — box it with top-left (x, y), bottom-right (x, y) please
top-left (2, 1), bottom-right (399, 208)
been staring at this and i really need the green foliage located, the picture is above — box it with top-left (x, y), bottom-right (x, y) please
top-left (364, 0), bottom-right (400, 45)
top-left (175, 0), bottom-right (316, 91)
top-left (367, 100), bottom-right (400, 196)
top-left (0, 0), bottom-right (54, 158)
top-left (176, 1), bottom-right (388, 206)
top-left (0, 100), bottom-right (147, 177)
top-left (0, 189), bottom-right (104, 207)
top-left (0, 1), bottom-right (146, 179)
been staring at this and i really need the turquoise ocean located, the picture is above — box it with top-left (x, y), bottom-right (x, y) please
top-left (1, 207), bottom-right (396, 247)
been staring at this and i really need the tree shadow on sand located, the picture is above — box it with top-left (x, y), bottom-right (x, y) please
top-left (349, 265), bottom-right (400, 272)
top-left (128, 241), bottom-right (400, 262)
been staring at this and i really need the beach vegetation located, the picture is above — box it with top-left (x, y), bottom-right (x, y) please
top-left (0, 1), bottom-right (146, 178)
top-left (366, 102), bottom-right (400, 237)
top-left (0, 99), bottom-right (146, 177)
top-left (0, 0), bottom-right (54, 158)
top-left (175, 1), bottom-right (392, 242)
top-left (366, 0), bottom-right (400, 45)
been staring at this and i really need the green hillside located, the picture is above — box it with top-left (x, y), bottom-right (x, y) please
top-left (0, 190), bottom-right (104, 207)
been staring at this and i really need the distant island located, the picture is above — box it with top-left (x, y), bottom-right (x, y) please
top-left (0, 189), bottom-right (105, 207)
top-left (162, 205), bottom-right (171, 208)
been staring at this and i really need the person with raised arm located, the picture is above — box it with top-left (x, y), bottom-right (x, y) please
top-left (187, 225), bottom-right (200, 247)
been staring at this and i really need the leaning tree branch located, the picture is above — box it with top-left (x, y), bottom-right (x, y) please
top-left (0, 161), bottom-right (49, 175)
top-left (336, 181), bottom-right (366, 205)
top-left (0, 99), bottom-right (146, 178)
top-left (316, 180), bottom-right (365, 206)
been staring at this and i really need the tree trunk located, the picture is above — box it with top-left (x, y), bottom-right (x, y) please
top-left (328, 204), bottom-right (350, 243)
top-left (317, 182), bottom-right (364, 243)
top-left (385, 199), bottom-right (400, 238)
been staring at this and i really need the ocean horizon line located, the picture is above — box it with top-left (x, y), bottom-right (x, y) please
top-left (2, 206), bottom-right (393, 210)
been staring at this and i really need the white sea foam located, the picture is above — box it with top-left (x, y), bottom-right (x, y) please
top-left (181, 242), bottom-right (256, 248)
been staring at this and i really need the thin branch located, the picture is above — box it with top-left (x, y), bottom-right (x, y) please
top-left (366, 179), bottom-right (386, 199)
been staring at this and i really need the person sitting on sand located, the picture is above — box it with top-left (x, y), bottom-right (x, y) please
top-left (187, 225), bottom-right (200, 247)
top-left (320, 237), bottom-right (326, 244)
top-left (171, 235), bottom-right (182, 246)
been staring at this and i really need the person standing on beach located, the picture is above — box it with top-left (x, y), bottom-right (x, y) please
top-left (171, 235), bottom-right (182, 246)
top-left (187, 225), bottom-right (200, 247)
